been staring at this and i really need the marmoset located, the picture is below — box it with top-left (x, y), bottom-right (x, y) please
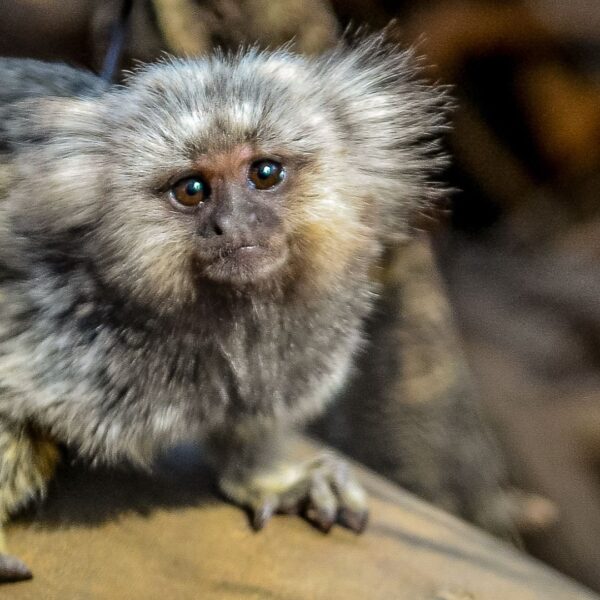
top-left (0, 37), bottom-right (445, 581)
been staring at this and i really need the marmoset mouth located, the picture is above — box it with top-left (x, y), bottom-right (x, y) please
top-left (194, 243), bottom-right (289, 285)
top-left (222, 243), bottom-right (262, 256)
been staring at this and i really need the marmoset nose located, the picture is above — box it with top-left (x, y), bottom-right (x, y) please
top-left (198, 216), bottom-right (223, 238)
top-left (197, 205), bottom-right (260, 240)
top-left (198, 212), bottom-right (239, 239)
top-left (196, 182), bottom-right (251, 240)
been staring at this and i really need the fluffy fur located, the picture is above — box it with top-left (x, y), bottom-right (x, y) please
top-left (0, 36), bottom-right (446, 576)
top-left (0, 38), bottom-right (445, 464)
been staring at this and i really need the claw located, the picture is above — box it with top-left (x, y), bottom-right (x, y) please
top-left (252, 496), bottom-right (278, 531)
top-left (0, 553), bottom-right (32, 583)
top-left (331, 466), bottom-right (368, 512)
top-left (306, 471), bottom-right (337, 533)
top-left (305, 505), bottom-right (336, 533)
top-left (221, 453), bottom-right (369, 535)
top-left (338, 507), bottom-right (369, 534)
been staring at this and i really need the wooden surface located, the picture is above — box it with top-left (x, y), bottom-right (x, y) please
top-left (3, 441), bottom-right (596, 600)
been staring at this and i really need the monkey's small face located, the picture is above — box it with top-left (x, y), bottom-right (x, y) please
top-left (164, 148), bottom-right (289, 285)
top-left (85, 56), bottom-right (378, 310)
top-left (16, 44), bottom-right (443, 313)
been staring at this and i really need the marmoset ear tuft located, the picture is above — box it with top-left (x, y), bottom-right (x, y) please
top-left (6, 96), bottom-right (110, 237)
top-left (315, 34), bottom-right (451, 241)
top-left (8, 96), bottom-right (106, 147)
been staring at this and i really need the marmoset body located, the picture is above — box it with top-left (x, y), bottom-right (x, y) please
top-left (0, 39), bottom-right (445, 580)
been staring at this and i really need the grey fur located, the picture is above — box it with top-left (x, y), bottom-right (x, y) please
top-left (0, 35), bottom-right (446, 523)
top-left (0, 39), bottom-right (447, 578)
top-left (0, 39), bottom-right (446, 466)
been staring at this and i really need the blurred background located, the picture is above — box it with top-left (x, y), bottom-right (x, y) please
top-left (1, 0), bottom-right (599, 592)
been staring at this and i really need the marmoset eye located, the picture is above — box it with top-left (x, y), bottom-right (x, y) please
top-left (171, 176), bottom-right (209, 207)
top-left (248, 160), bottom-right (285, 190)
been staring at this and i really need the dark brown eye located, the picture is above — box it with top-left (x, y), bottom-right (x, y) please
top-left (171, 176), bottom-right (208, 208)
top-left (248, 159), bottom-right (285, 190)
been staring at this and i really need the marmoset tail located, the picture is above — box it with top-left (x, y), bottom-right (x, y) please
top-left (0, 36), bottom-right (446, 580)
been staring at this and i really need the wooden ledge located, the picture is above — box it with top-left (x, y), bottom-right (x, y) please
top-left (5, 440), bottom-right (596, 600)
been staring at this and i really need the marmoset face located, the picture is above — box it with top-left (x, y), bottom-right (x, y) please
top-left (17, 53), bottom-right (373, 311)
top-left (10, 44), bottom-right (444, 313)
top-left (165, 152), bottom-right (289, 285)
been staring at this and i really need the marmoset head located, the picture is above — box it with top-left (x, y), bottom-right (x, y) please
top-left (9, 37), bottom-right (446, 312)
